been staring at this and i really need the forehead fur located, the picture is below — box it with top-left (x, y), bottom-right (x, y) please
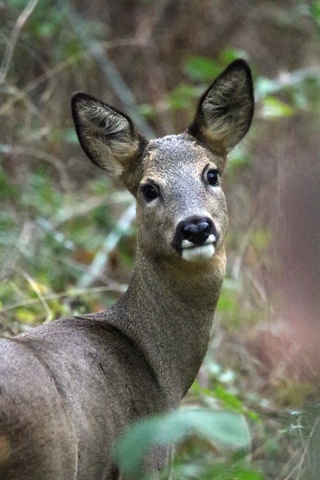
top-left (142, 133), bottom-right (217, 179)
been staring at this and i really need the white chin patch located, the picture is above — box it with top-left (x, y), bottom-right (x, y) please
top-left (181, 244), bottom-right (215, 262)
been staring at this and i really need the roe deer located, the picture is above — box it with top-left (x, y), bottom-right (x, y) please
top-left (0, 59), bottom-right (253, 479)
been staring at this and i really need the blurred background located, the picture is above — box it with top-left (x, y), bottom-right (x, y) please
top-left (1, 1), bottom-right (320, 478)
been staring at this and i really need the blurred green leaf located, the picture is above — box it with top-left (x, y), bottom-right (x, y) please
top-left (184, 50), bottom-right (249, 84)
top-left (114, 408), bottom-right (250, 477)
top-left (137, 103), bottom-right (156, 119)
top-left (312, 1), bottom-right (320, 22)
top-left (183, 56), bottom-right (221, 82)
top-left (261, 96), bottom-right (295, 118)
top-left (251, 228), bottom-right (272, 253)
top-left (16, 307), bottom-right (38, 324)
top-left (173, 460), bottom-right (265, 480)
top-left (217, 288), bottom-right (239, 315)
top-left (168, 84), bottom-right (199, 110)
top-left (215, 385), bottom-right (244, 413)
top-left (0, 165), bottom-right (18, 200)
top-left (49, 128), bottom-right (78, 145)
top-left (20, 169), bottom-right (62, 216)
top-left (220, 48), bottom-right (249, 64)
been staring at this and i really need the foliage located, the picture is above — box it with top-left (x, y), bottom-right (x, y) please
top-left (1, 1), bottom-right (320, 479)
top-left (114, 408), bottom-right (251, 478)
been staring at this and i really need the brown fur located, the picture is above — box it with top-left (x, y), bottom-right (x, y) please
top-left (0, 60), bottom-right (253, 479)
top-left (0, 436), bottom-right (10, 465)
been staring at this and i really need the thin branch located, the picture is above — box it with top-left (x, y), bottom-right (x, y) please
top-left (0, 144), bottom-right (71, 191)
top-left (77, 202), bottom-right (136, 289)
top-left (54, 191), bottom-right (132, 227)
top-left (0, 39), bottom-right (142, 117)
top-left (136, 1), bottom-right (175, 134)
top-left (0, 0), bottom-right (40, 85)
top-left (0, 221), bottom-right (35, 280)
top-left (53, 196), bottom-right (109, 227)
top-left (295, 416), bottom-right (320, 480)
top-left (15, 267), bottom-right (53, 323)
top-left (0, 284), bottom-right (127, 316)
top-left (36, 217), bottom-right (76, 251)
top-left (59, 0), bottom-right (155, 138)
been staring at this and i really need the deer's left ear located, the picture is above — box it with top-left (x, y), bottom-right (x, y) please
top-left (188, 59), bottom-right (254, 157)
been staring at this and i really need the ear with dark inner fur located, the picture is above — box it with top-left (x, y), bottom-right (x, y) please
top-left (188, 59), bottom-right (254, 168)
top-left (71, 93), bottom-right (147, 192)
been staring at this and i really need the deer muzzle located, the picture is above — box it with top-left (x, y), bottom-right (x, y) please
top-left (172, 215), bottom-right (219, 262)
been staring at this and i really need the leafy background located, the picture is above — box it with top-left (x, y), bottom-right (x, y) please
top-left (1, 1), bottom-right (320, 478)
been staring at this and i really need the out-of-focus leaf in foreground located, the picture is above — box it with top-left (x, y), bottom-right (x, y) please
top-left (114, 407), bottom-right (250, 477)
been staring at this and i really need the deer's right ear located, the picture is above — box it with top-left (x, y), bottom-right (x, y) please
top-left (71, 93), bottom-right (147, 180)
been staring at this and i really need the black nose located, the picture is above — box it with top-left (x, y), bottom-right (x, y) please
top-left (173, 216), bottom-right (217, 247)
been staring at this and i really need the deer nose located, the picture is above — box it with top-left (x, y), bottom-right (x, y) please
top-left (174, 216), bottom-right (217, 248)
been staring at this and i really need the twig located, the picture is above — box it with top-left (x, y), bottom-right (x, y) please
top-left (77, 202), bottom-right (136, 289)
top-left (54, 191), bottom-right (132, 227)
top-left (0, 39), bottom-right (142, 117)
top-left (15, 267), bottom-right (53, 323)
top-left (36, 217), bottom-right (76, 251)
top-left (0, 284), bottom-right (127, 316)
top-left (0, 144), bottom-right (71, 191)
top-left (0, 0), bottom-right (39, 85)
top-left (294, 416), bottom-right (320, 480)
top-left (54, 196), bottom-right (109, 226)
top-left (59, 0), bottom-right (155, 138)
top-left (136, 1), bottom-right (175, 134)
top-left (0, 221), bottom-right (35, 280)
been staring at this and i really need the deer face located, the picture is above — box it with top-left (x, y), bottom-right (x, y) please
top-left (71, 60), bottom-right (253, 264)
top-left (134, 134), bottom-right (229, 262)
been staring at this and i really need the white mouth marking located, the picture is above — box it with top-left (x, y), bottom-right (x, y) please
top-left (181, 234), bottom-right (216, 250)
top-left (181, 234), bottom-right (216, 262)
top-left (182, 244), bottom-right (215, 262)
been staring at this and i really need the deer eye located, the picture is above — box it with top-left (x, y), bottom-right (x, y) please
top-left (207, 169), bottom-right (219, 187)
top-left (141, 184), bottom-right (159, 202)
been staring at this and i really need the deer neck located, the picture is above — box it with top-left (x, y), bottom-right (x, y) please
top-left (109, 247), bottom-right (226, 403)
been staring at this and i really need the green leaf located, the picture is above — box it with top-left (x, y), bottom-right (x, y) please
top-left (16, 308), bottom-right (38, 324)
top-left (215, 385), bottom-right (244, 412)
top-left (114, 408), bottom-right (250, 477)
top-left (137, 103), bottom-right (156, 119)
top-left (0, 164), bottom-right (18, 200)
top-left (220, 48), bottom-right (249, 64)
top-left (311, 0), bottom-right (320, 24)
top-left (261, 96), bottom-right (295, 118)
top-left (251, 228), bottom-right (272, 253)
top-left (174, 460), bottom-right (265, 480)
top-left (168, 84), bottom-right (199, 110)
top-left (183, 56), bottom-right (221, 82)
